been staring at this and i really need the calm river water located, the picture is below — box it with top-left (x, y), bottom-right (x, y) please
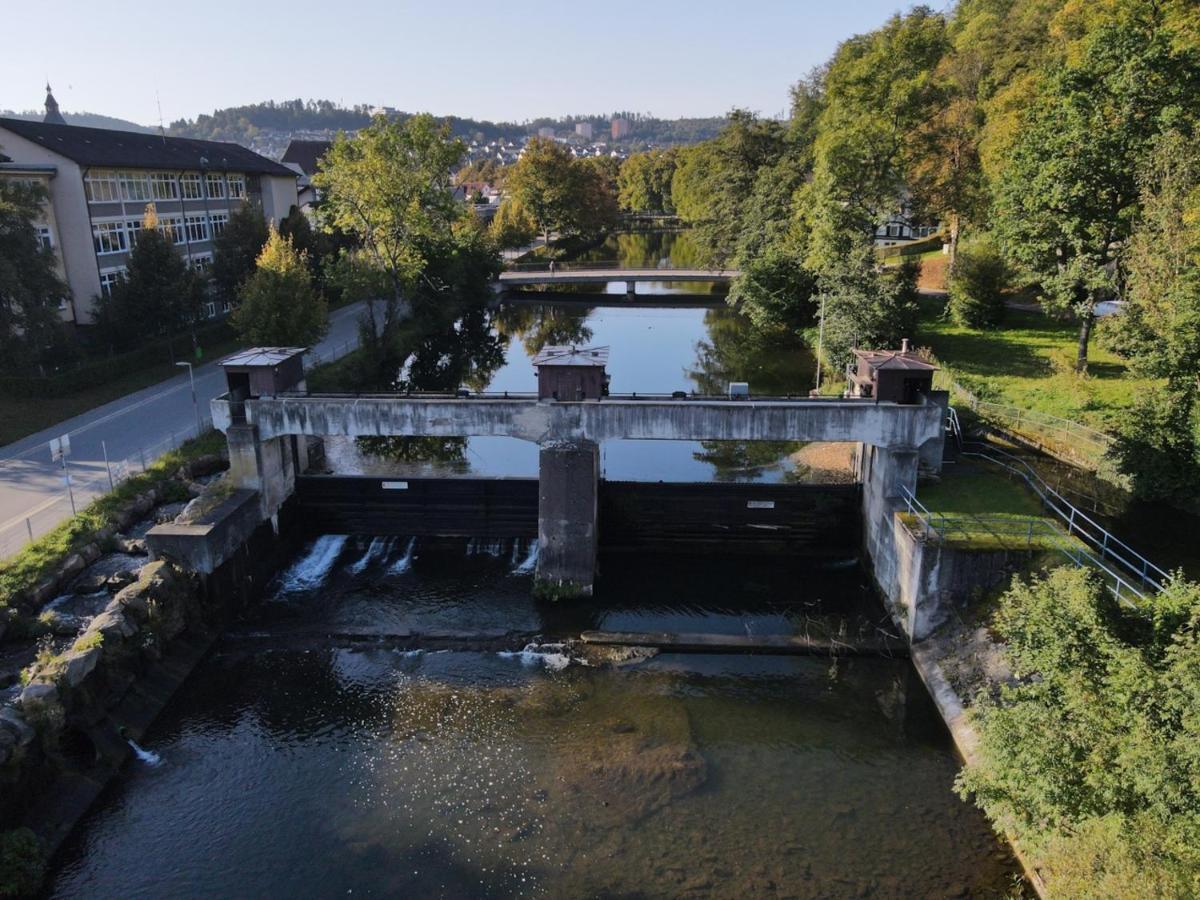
top-left (49, 545), bottom-right (1021, 898)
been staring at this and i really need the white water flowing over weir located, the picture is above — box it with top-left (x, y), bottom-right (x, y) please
top-left (126, 739), bottom-right (162, 767)
top-left (348, 537), bottom-right (390, 574)
top-left (276, 535), bottom-right (349, 592)
top-left (388, 537), bottom-right (417, 574)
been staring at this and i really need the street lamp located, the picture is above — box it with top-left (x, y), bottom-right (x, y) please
top-left (176, 361), bottom-right (202, 437)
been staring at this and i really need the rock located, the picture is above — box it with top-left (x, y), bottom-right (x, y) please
top-left (115, 583), bottom-right (150, 620)
top-left (71, 573), bottom-right (111, 594)
top-left (80, 543), bottom-right (103, 565)
top-left (89, 608), bottom-right (137, 641)
top-left (0, 708), bottom-right (36, 748)
top-left (106, 570), bottom-right (137, 591)
top-left (61, 647), bottom-right (103, 688)
top-left (56, 553), bottom-right (87, 584)
top-left (20, 681), bottom-right (59, 708)
top-left (153, 502), bottom-right (187, 524)
top-left (114, 537), bottom-right (147, 556)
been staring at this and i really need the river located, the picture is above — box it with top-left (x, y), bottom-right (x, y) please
top-left (44, 232), bottom-right (1024, 896)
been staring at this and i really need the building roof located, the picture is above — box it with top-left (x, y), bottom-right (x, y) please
top-left (221, 347), bottom-right (308, 368)
top-left (531, 345), bottom-right (610, 368)
top-left (0, 117), bottom-right (296, 177)
top-left (852, 348), bottom-right (937, 371)
top-left (281, 139), bottom-right (332, 176)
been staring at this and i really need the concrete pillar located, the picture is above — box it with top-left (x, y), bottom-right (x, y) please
top-left (860, 442), bottom-right (923, 640)
top-left (625, 280), bottom-right (636, 298)
top-left (918, 391), bottom-right (949, 475)
top-left (535, 439), bottom-right (599, 599)
top-left (223, 423), bottom-right (297, 519)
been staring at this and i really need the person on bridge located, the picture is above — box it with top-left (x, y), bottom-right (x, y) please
top-left (549, 260), bottom-right (556, 276)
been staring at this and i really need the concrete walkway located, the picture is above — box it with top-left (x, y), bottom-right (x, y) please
top-left (0, 302), bottom-right (369, 560)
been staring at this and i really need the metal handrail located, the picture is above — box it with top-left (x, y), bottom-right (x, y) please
top-left (897, 484), bottom-right (1147, 606)
top-left (503, 260), bottom-right (736, 274)
top-left (957, 439), bottom-right (1168, 589)
top-left (268, 389), bottom-right (876, 404)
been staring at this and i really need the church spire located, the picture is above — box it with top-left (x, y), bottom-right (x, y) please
top-left (43, 82), bottom-right (66, 126)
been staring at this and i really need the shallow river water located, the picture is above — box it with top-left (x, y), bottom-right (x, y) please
top-left (48, 542), bottom-right (1021, 898)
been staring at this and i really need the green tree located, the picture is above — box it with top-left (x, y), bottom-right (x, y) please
top-left (232, 227), bottom-right (328, 346)
top-left (94, 206), bottom-right (206, 352)
top-left (617, 149), bottom-right (677, 213)
top-left (817, 247), bottom-right (920, 371)
top-left (0, 179), bottom-right (66, 373)
top-left (992, 9), bottom-right (1200, 370)
top-left (314, 114), bottom-right (499, 386)
top-left (957, 567), bottom-right (1200, 896)
top-left (490, 198), bottom-right (537, 249)
top-left (211, 202), bottom-right (269, 303)
top-left (505, 138), bottom-right (615, 251)
top-left (947, 238), bottom-right (1010, 328)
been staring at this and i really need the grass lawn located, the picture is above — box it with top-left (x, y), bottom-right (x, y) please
top-left (0, 335), bottom-right (241, 447)
top-left (914, 295), bottom-right (1160, 433)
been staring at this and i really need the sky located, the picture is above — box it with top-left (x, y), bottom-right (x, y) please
top-left (2, 0), bottom-right (937, 126)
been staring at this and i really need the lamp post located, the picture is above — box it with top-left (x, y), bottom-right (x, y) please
top-left (176, 361), bottom-right (202, 437)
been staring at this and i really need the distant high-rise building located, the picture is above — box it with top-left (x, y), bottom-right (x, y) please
top-left (537, 126), bottom-right (556, 139)
top-left (574, 122), bottom-right (593, 140)
top-left (610, 117), bottom-right (631, 140)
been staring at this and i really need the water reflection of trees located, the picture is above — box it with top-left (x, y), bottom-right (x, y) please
top-left (687, 308), bottom-right (816, 480)
top-left (579, 231), bottom-right (711, 270)
top-left (494, 304), bottom-right (594, 357)
top-left (358, 307), bottom-right (509, 467)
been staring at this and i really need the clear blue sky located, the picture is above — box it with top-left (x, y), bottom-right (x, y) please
top-left (3, 0), bottom-right (937, 125)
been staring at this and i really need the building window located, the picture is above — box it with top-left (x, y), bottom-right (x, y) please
top-left (227, 174), bottom-right (246, 199)
top-left (886, 224), bottom-right (901, 238)
top-left (119, 172), bottom-right (151, 203)
top-left (209, 212), bottom-right (229, 236)
top-left (99, 269), bottom-right (126, 297)
top-left (180, 173), bottom-right (202, 200)
top-left (124, 219), bottom-right (143, 247)
top-left (203, 301), bottom-right (218, 319)
top-left (85, 171), bottom-right (120, 203)
top-left (156, 215), bottom-right (185, 245)
top-left (190, 253), bottom-right (213, 274)
top-left (36, 227), bottom-right (53, 251)
top-left (206, 174), bottom-right (226, 200)
top-left (185, 215), bottom-right (209, 243)
top-left (149, 172), bottom-right (178, 201)
top-left (93, 221), bottom-right (127, 255)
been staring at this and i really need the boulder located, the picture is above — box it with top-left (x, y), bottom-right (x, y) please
top-left (71, 573), bottom-right (111, 595)
top-left (89, 607), bottom-right (137, 641)
top-left (61, 647), bottom-right (103, 689)
top-left (106, 570), bottom-right (138, 591)
top-left (114, 537), bottom-right (147, 556)
top-left (80, 543), bottom-right (103, 565)
top-left (0, 708), bottom-right (36, 748)
top-left (19, 681), bottom-right (59, 708)
top-left (56, 553), bottom-right (87, 585)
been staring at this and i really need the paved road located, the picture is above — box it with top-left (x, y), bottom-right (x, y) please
top-left (0, 302), bottom-right (370, 560)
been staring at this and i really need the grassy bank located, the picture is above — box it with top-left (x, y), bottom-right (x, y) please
top-left (0, 429), bottom-right (225, 607)
top-left (915, 296), bottom-right (1159, 433)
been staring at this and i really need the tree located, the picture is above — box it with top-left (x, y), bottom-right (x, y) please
top-left (617, 149), bottom-right (677, 213)
top-left (992, 10), bottom-right (1200, 370)
top-left (0, 179), bottom-right (66, 373)
top-left (947, 238), bottom-right (1010, 328)
top-left (314, 114), bottom-right (500, 386)
top-left (504, 137), bottom-right (615, 251)
top-left (232, 227), bottom-right (328, 346)
top-left (957, 566), bottom-right (1200, 896)
top-left (490, 198), bottom-right (537, 249)
top-left (817, 245), bottom-right (920, 371)
top-left (94, 205), bottom-right (206, 352)
top-left (211, 203), bottom-right (269, 303)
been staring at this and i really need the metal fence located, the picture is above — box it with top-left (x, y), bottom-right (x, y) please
top-left (898, 484), bottom-right (1150, 607)
top-left (932, 365), bottom-right (1114, 467)
top-left (0, 417), bottom-right (213, 563)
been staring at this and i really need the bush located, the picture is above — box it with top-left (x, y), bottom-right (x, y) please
top-left (0, 829), bottom-right (45, 899)
top-left (1108, 387), bottom-right (1200, 502)
top-left (947, 240), bottom-right (1010, 328)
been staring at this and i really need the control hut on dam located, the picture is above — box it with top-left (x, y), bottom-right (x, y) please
top-left (177, 342), bottom-right (947, 617)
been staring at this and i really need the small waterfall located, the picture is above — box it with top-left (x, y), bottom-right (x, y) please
top-left (277, 535), bottom-right (348, 592)
top-left (388, 537), bottom-right (417, 575)
top-left (127, 739), bottom-right (162, 767)
top-left (498, 642), bottom-right (573, 671)
top-left (349, 537), bottom-right (390, 574)
top-left (513, 540), bottom-right (539, 574)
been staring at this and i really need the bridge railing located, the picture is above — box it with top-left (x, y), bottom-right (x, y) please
top-left (502, 260), bottom-right (736, 274)
top-left (272, 388), bottom-right (877, 404)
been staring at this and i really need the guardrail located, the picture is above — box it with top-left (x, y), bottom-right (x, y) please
top-left (502, 260), bottom-right (736, 274)
top-left (898, 484), bottom-right (1149, 606)
top-left (0, 417), bottom-right (213, 562)
top-left (272, 389), bottom-right (872, 403)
